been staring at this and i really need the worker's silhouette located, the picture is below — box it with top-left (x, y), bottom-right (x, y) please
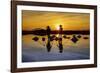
top-left (58, 25), bottom-right (63, 53)
top-left (59, 25), bottom-right (63, 34)
top-left (46, 26), bottom-right (52, 52)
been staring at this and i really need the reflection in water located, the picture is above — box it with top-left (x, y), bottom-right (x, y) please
top-left (23, 34), bottom-right (89, 48)
top-left (77, 35), bottom-right (81, 38)
top-left (58, 25), bottom-right (63, 53)
top-left (32, 36), bottom-right (39, 41)
top-left (22, 34), bottom-right (90, 62)
top-left (83, 37), bottom-right (89, 39)
top-left (46, 40), bottom-right (51, 52)
top-left (22, 24), bottom-right (89, 62)
top-left (46, 26), bottom-right (52, 52)
top-left (71, 35), bottom-right (78, 43)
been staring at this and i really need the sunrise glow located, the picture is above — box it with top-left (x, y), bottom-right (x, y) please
top-left (22, 10), bottom-right (90, 31)
top-left (56, 25), bottom-right (60, 30)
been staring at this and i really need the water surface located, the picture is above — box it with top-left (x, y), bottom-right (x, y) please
top-left (22, 34), bottom-right (90, 62)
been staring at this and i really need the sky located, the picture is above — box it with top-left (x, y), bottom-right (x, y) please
top-left (22, 10), bottom-right (90, 31)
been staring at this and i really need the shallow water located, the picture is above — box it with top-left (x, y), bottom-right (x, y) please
top-left (22, 34), bottom-right (90, 62)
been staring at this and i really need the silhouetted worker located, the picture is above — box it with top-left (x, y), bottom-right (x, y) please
top-left (59, 25), bottom-right (63, 34)
top-left (47, 26), bottom-right (51, 38)
top-left (58, 25), bottom-right (63, 53)
top-left (46, 26), bottom-right (52, 52)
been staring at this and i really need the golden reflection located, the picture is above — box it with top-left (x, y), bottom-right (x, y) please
top-left (22, 35), bottom-right (89, 49)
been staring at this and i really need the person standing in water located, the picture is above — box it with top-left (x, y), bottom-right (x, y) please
top-left (58, 25), bottom-right (63, 53)
top-left (46, 26), bottom-right (52, 52)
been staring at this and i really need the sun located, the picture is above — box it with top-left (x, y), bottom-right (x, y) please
top-left (56, 25), bottom-right (60, 30)
top-left (57, 26), bottom-right (60, 30)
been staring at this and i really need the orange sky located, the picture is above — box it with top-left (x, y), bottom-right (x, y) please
top-left (22, 10), bottom-right (90, 31)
